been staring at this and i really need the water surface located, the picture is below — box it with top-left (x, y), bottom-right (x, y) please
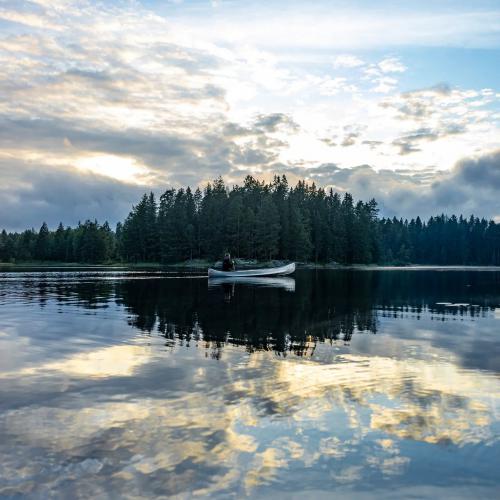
top-left (0, 268), bottom-right (499, 498)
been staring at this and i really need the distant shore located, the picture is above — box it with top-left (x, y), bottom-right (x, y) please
top-left (2, 260), bottom-right (500, 271)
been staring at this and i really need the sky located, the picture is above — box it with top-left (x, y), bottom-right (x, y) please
top-left (0, 0), bottom-right (499, 231)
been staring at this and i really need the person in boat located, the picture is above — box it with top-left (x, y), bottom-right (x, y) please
top-left (222, 252), bottom-right (235, 272)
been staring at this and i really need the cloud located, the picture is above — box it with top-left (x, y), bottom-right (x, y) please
top-left (392, 124), bottom-right (466, 155)
top-left (231, 145), bottom-right (277, 166)
top-left (377, 57), bottom-right (407, 74)
top-left (254, 113), bottom-right (299, 133)
top-left (320, 137), bottom-right (337, 147)
top-left (339, 125), bottom-right (365, 147)
top-left (455, 150), bottom-right (500, 189)
top-left (0, 159), bottom-right (146, 231)
top-left (362, 140), bottom-right (383, 149)
top-left (363, 57), bottom-right (406, 93)
top-left (380, 83), bottom-right (491, 123)
top-left (341, 133), bottom-right (359, 147)
top-left (292, 150), bottom-right (500, 221)
top-left (333, 54), bottom-right (364, 68)
top-left (169, 4), bottom-right (500, 50)
top-left (372, 76), bottom-right (398, 93)
top-left (0, 116), bottom-right (241, 188)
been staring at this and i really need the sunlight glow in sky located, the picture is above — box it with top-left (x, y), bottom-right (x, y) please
top-left (0, 0), bottom-right (499, 229)
top-left (75, 154), bottom-right (153, 184)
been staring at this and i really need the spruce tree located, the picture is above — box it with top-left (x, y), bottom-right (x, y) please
top-left (35, 222), bottom-right (50, 261)
top-left (255, 197), bottom-right (280, 260)
top-left (53, 222), bottom-right (66, 261)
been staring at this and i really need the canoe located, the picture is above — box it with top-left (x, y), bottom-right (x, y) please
top-left (208, 262), bottom-right (295, 278)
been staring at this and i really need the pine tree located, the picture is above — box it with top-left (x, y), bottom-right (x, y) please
top-left (144, 192), bottom-right (158, 261)
top-left (255, 196), bottom-right (280, 260)
top-left (352, 201), bottom-right (372, 263)
top-left (0, 230), bottom-right (11, 262)
top-left (35, 222), bottom-right (50, 261)
top-left (341, 193), bottom-right (355, 263)
top-left (53, 222), bottom-right (66, 261)
top-left (100, 221), bottom-right (115, 261)
top-left (239, 206), bottom-right (256, 258)
top-left (225, 193), bottom-right (244, 257)
top-left (158, 188), bottom-right (176, 262)
top-left (288, 203), bottom-right (311, 261)
top-left (115, 222), bottom-right (124, 262)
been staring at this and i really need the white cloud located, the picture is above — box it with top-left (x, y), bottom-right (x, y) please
top-left (378, 57), bottom-right (407, 73)
top-left (362, 57), bottom-right (406, 94)
top-left (168, 5), bottom-right (500, 50)
top-left (333, 54), bottom-right (364, 68)
top-left (372, 76), bottom-right (399, 93)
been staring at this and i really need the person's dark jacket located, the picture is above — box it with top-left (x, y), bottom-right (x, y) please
top-left (222, 257), bottom-right (235, 271)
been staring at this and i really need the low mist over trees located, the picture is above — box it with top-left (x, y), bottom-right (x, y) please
top-left (1, 175), bottom-right (500, 265)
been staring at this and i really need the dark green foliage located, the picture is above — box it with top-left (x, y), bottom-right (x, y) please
top-left (35, 222), bottom-right (50, 260)
top-left (225, 193), bottom-right (244, 257)
top-left (255, 196), bottom-right (280, 260)
top-left (121, 192), bottom-right (158, 262)
top-left (2, 176), bottom-right (500, 265)
top-left (0, 230), bottom-right (14, 262)
top-left (158, 188), bottom-right (197, 262)
top-left (52, 223), bottom-right (66, 261)
top-left (158, 188), bottom-right (176, 262)
top-left (0, 221), bottom-right (115, 264)
top-left (72, 220), bottom-right (115, 263)
top-left (377, 214), bottom-right (500, 265)
top-left (288, 202), bottom-right (312, 261)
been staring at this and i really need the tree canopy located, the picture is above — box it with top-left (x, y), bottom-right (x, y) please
top-left (1, 175), bottom-right (499, 265)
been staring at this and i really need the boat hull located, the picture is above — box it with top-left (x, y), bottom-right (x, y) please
top-left (208, 262), bottom-right (295, 278)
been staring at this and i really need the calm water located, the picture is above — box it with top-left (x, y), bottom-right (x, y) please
top-left (0, 268), bottom-right (499, 499)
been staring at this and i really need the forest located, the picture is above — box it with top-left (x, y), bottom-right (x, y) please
top-left (1, 175), bottom-right (500, 265)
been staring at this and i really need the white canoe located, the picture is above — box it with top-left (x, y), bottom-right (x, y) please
top-left (208, 262), bottom-right (295, 278)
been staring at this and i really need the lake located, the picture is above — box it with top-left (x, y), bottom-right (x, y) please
top-left (0, 267), bottom-right (499, 499)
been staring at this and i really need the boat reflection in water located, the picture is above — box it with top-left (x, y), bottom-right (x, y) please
top-left (208, 275), bottom-right (295, 304)
top-left (0, 268), bottom-right (499, 498)
top-left (208, 276), bottom-right (296, 292)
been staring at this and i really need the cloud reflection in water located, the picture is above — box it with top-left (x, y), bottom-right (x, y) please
top-left (0, 268), bottom-right (499, 498)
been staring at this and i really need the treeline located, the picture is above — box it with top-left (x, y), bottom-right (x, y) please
top-left (0, 220), bottom-right (115, 264)
top-left (1, 175), bottom-right (500, 265)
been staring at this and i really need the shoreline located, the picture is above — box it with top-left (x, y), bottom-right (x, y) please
top-left (2, 261), bottom-right (500, 271)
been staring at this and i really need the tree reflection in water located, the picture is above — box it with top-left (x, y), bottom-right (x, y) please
top-left (113, 269), bottom-right (499, 357)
